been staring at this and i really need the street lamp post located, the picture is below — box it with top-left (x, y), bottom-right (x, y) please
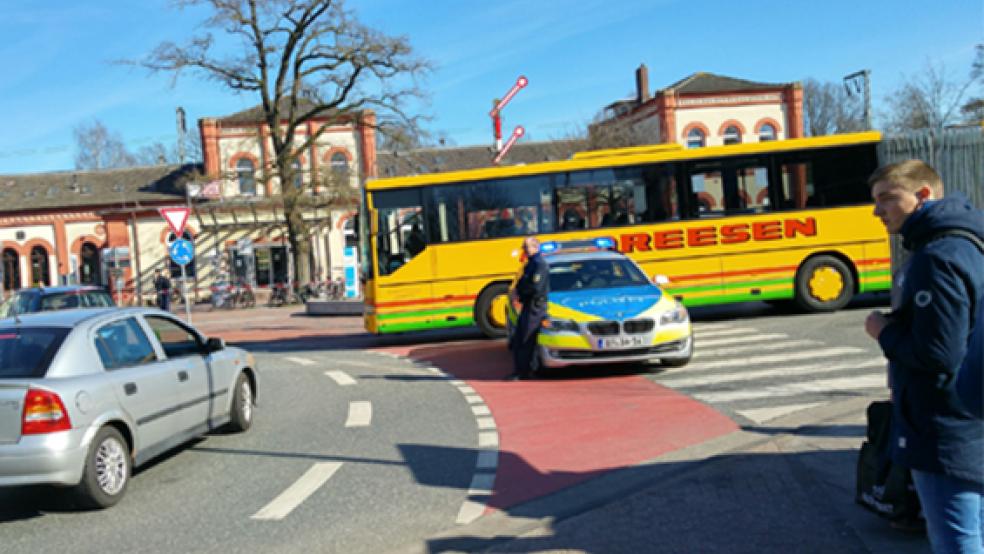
top-left (843, 70), bottom-right (872, 130)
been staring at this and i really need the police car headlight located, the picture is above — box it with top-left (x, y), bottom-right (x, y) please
top-left (543, 319), bottom-right (579, 332)
top-left (660, 303), bottom-right (689, 325)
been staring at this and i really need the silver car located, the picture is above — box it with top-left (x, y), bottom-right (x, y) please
top-left (0, 307), bottom-right (258, 508)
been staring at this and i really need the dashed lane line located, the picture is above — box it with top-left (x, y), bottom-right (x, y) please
top-left (285, 356), bottom-right (316, 366)
top-left (694, 333), bottom-right (789, 348)
top-left (345, 401), bottom-right (372, 427)
top-left (684, 347), bottom-right (866, 372)
top-left (251, 462), bottom-right (343, 521)
top-left (694, 373), bottom-right (887, 403)
top-left (657, 356), bottom-right (886, 388)
top-left (325, 370), bottom-right (357, 386)
top-left (693, 339), bottom-right (822, 359)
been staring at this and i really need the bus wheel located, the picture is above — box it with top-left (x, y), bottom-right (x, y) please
top-left (475, 283), bottom-right (510, 338)
top-left (794, 255), bottom-right (854, 312)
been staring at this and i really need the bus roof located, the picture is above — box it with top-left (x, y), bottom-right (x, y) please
top-left (365, 131), bottom-right (882, 191)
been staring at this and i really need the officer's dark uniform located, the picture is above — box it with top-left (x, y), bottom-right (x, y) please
top-left (511, 252), bottom-right (550, 379)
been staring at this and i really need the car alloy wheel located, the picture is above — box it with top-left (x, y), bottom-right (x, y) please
top-left (94, 435), bottom-right (128, 496)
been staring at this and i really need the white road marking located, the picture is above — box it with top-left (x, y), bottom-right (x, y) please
top-left (464, 394), bottom-right (483, 404)
top-left (345, 401), bottom-right (372, 427)
top-left (448, 380), bottom-right (465, 386)
top-left (478, 431), bottom-right (499, 448)
top-left (695, 333), bottom-right (789, 348)
top-left (471, 405), bottom-right (491, 416)
top-left (692, 327), bottom-right (758, 339)
top-left (476, 450), bottom-right (498, 469)
top-left (659, 357), bottom-right (886, 388)
top-left (684, 347), bottom-right (866, 372)
top-left (285, 356), bottom-right (316, 366)
top-left (324, 370), bottom-right (357, 386)
top-left (737, 402), bottom-right (828, 424)
top-left (250, 462), bottom-right (343, 521)
top-left (476, 417), bottom-right (496, 430)
top-left (695, 373), bottom-right (888, 403)
top-left (456, 499), bottom-right (488, 525)
top-left (457, 385), bottom-right (476, 395)
top-left (691, 322), bottom-right (736, 331)
top-left (693, 339), bottom-right (822, 359)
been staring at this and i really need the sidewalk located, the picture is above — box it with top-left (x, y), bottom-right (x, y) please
top-left (408, 395), bottom-right (931, 554)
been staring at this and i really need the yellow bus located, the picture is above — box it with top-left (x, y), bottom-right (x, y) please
top-left (362, 131), bottom-right (889, 337)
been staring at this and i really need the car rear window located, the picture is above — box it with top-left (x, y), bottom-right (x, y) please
top-left (83, 291), bottom-right (114, 308)
top-left (0, 293), bottom-right (35, 318)
top-left (0, 327), bottom-right (70, 378)
top-left (40, 293), bottom-right (83, 311)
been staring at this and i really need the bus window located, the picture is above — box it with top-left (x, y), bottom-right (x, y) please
top-left (779, 162), bottom-right (812, 210)
top-left (688, 167), bottom-right (724, 218)
top-left (640, 164), bottom-right (678, 223)
top-left (465, 175), bottom-right (551, 239)
top-left (562, 167), bottom-right (652, 230)
top-left (426, 184), bottom-right (464, 243)
top-left (735, 165), bottom-right (770, 213)
top-left (373, 188), bottom-right (425, 275)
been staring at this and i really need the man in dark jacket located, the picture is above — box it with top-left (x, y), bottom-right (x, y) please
top-left (509, 236), bottom-right (550, 381)
top-left (154, 269), bottom-right (172, 311)
top-left (865, 160), bottom-right (984, 553)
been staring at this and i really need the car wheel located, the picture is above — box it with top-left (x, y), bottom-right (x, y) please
top-left (227, 372), bottom-right (254, 432)
top-left (75, 426), bottom-right (131, 509)
top-left (794, 255), bottom-right (855, 312)
top-left (475, 283), bottom-right (510, 339)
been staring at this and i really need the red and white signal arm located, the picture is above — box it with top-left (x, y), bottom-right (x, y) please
top-left (159, 207), bottom-right (191, 237)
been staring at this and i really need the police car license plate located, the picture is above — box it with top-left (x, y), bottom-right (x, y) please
top-left (600, 336), bottom-right (647, 349)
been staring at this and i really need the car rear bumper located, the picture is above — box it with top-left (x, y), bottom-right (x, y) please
top-left (0, 429), bottom-right (88, 487)
top-left (540, 335), bottom-right (692, 368)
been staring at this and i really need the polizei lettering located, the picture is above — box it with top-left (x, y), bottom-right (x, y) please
top-left (618, 217), bottom-right (817, 253)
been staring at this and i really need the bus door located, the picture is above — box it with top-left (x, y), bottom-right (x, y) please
top-left (370, 189), bottom-right (436, 333)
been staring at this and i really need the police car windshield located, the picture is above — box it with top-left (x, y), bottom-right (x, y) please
top-left (549, 259), bottom-right (649, 291)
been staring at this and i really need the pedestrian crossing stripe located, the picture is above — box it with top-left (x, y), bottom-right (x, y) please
top-left (695, 333), bottom-right (789, 348)
top-left (693, 339), bottom-right (822, 359)
top-left (684, 347), bottom-right (866, 372)
top-left (694, 373), bottom-right (887, 403)
top-left (657, 357), bottom-right (886, 389)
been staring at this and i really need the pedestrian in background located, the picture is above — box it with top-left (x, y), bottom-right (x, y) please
top-left (154, 269), bottom-right (172, 311)
top-left (508, 236), bottom-right (549, 381)
top-left (864, 159), bottom-right (984, 553)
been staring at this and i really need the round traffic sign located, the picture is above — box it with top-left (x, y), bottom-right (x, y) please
top-left (168, 238), bottom-right (194, 266)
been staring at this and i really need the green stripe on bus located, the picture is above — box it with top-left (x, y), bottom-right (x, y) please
top-left (376, 306), bottom-right (472, 321)
top-left (671, 276), bottom-right (793, 294)
top-left (682, 288), bottom-right (792, 307)
top-left (379, 317), bottom-right (476, 333)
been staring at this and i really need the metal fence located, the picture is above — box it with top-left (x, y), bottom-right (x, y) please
top-left (878, 127), bottom-right (984, 208)
top-left (877, 127), bottom-right (984, 275)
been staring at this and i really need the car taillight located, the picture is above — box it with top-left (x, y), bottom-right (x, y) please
top-left (22, 388), bottom-right (72, 435)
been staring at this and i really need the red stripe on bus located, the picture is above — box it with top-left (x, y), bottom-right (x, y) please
top-left (856, 258), bottom-right (891, 266)
top-left (375, 294), bottom-right (478, 309)
top-left (672, 265), bottom-right (799, 283)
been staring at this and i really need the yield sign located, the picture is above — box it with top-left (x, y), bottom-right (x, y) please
top-left (159, 207), bottom-right (191, 237)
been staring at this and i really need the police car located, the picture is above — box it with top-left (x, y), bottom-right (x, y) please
top-left (507, 238), bottom-right (693, 371)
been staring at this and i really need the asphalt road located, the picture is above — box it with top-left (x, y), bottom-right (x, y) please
top-left (0, 293), bottom-right (892, 553)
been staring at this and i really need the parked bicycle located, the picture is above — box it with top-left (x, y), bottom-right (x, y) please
top-left (211, 280), bottom-right (256, 309)
top-left (267, 282), bottom-right (300, 307)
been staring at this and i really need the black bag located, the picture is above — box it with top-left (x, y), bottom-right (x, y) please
top-left (855, 401), bottom-right (922, 521)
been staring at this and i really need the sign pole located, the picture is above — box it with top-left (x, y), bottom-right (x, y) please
top-left (181, 263), bottom-right (191, 324)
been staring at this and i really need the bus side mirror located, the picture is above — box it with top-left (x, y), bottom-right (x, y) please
top-left (653, 274), bottom-right (670, 286)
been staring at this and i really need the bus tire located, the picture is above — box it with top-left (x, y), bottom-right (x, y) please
top-left (475, 282), bottom-right (510, 339)
top-left (794, 255), bottom-right (854, 312)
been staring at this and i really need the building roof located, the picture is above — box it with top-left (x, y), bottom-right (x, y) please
top-left (0, 164), bottom-right (202, 214)
top-left (376, 139), bottom-right (588, 178)
top-left (217, 97), bottom-right (346, 125)
top-left (662, 72), bottom-right (789, 95)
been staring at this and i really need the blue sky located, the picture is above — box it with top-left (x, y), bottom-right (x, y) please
top-left (0, 0), bottom-right (980, 174)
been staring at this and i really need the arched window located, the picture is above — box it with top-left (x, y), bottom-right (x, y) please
top-left (237, 158), bottom-right (256, 195)
top-left (291, 160), bottom-right (303, 190)
top-left (30, 246), bottom-right (50, 287)
top-left (330, 152), bottom-right (349, 173)
top-left (723, 125), bottom-right (742, 145)
top-left (80, 242), bottom-right (101, 285)
top-left (2, 248), bottom-right (20, 291)
top-left (166, 231), bottom-right (196, 279)
top-left (759, 123), bottom-right (777, 142)
top-left (686, 128), bottom-right (705, 149)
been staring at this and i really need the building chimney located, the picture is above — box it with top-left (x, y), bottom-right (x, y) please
top-left (636, 64), bottom-right (650, 104)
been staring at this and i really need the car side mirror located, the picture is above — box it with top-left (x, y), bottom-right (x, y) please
top-left (205, 337), bottom-right (225, 353)
top-left (653, 274), bottom-right (670, 286)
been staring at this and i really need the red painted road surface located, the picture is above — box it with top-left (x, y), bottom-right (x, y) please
top-left (195, 309), bottom-right (739, 513)
top-left (378, 340), bottom-right (738, 512)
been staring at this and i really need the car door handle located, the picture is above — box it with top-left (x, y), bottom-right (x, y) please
top-left (178, 371), bottom-right (189, 382)
top-left (124, 383), bottom-right (138, 396)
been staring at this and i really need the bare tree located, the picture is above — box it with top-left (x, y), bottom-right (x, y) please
top-left (802, 78), bottom-right (864, 136)
top-left (138, 0), bottom-right (429, 284)
top-left (882, 59), bottom-right (976, 133)
top-left (73, 120), bottom-right (137, 170)
top-left (960, 44), bottom-right (984, 124)
top-left (134, 133), bottom-right (203, 166)
top-left (586, 114), bottom-right (655, 150)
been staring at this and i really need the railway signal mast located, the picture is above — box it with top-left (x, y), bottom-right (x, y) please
top-left (490, 75), bottom-right (528, 164)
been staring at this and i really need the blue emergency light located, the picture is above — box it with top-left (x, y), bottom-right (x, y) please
top-left (539, 241), bottom-right (559, 253)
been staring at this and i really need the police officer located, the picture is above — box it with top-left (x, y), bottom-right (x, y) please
top-left (509, 236), bottom-right (550, 380)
